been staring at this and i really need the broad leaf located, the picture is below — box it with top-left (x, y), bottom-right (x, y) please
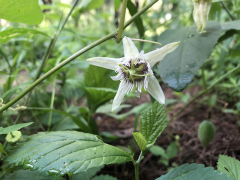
top-left (92, 174), bottom-right (118, 180)
top-left (158, 21), bottom-right (221, 92)
top-left (4, 131), bottom-right (132, 176)
top-left (85, 87), bottom-right (117, 112)
top-left (132, 132), bottom-right (147, 151)
top-left (0, 0), bottom-right (43, 24)
top-left (3, 169), bottom-right (64, 180)
top-left (126, 0), bottom-right (145, 38)
top-left (221, 20), bottom-right (240, 30)
top-left (140, 102), bottom-right (168, 144)
top-left (0, 122), bottom-right (33, 135)
top-left (0, 28), bottom-right (50, 44)
top-left (156, 163), bottom-right (233, 180)
top-left (72, 166), bottom-right (103, 180)
top-left (217, 155), bottom-right (240, 179)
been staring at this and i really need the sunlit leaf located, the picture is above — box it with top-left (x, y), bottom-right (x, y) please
top-left (156, 163), bottom-right (232, 180)
top-left (0, 0), bottom-right (43, 24)
top-left (132, 132), bottom-right (147, 151)
top-left (4, 131), bottom-right (132, 176)
top-left (0, 123), bottom-right (33, 135)
top-left (158, 21), bottom-right (221, 92)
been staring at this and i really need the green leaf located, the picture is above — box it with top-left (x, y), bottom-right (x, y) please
top-left (0, 28), bottom-right (50, 44)
top-left (0, 71), bottom-right (8, 75)
top-left (221, 20), bottom-right (240, 30)
top-left (0, 142), bottom-right (7, 155)
top-left (158, 21), bottom-right (222, 92)
top-left (126, 0), bottom-right (145, 38)
top-left (150, 145), bottom-right (166, 158)
top-left (156, 163), bottom-right (233, 180)
top-left (0, 0), bottom-right (43, 24)
top-left (3, 169), bottom-right (64, 180)
top-left (140, 102), bottom-right (168, 144)
top-left (92, 174), bottom-right (118, 180)
top-left (72, 166), bottom-right (103, 180)
top-left (114, 0), bottom-right (121, 11)
top-left (4, 131), bottom-right (132, 176)
top-left (79, 0), bottom-right (104, 10)
top-left (0, 122), bottom-right (33, 135)
top-left (85, 87), bottom-right (117, 112)
top-left (217, 155), bottom-right (240, 179)
top-left (132, 132), bottom-right (147, 151)
top-left (166, 142), bottom-right (178, 159)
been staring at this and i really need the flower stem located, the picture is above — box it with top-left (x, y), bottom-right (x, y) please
top-left (169, 65), bottom-right (240, 122)
top-left (0, 0), bottom-right (160, 114)
top-left (116, 0), bottom-right (129, 43)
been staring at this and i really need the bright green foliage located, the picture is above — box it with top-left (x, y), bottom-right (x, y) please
top-left (198, 120), bottom-right (216, 147)
top-left (150, 145), bottom-right (166, 157)
top-left (132, 132), bottom-right (147, 151)
top-left (156, 163), bottom-right (233, 180)
top-left (72, 166), bottom-right (103, 180)
top-left (140, 102), bottom-right (168, 144)
top-left (85, 87), bottom-right (117, 112)
top-left (0, 142), bottom-right (7, 155)
top-left (0, 122), bottom-right (33, 135)
top-left (158, 21), bottom-right (221, 92)
top-left (4, 131), bottom-right (132, 176)
top-left (0, 28), bottom-right (50, 44)
top-left (221, 20), bottom-right (240, 30)
top-left (0, 0), bottom-right (43, 24)
top-left (217, 155), bottom-right (240, 179)
top-left (78, 0), bottom-right (104, 10)
top-left (92, 174), bottom-right (118, 180)
top-left (3, 169), bottom-right (64, 180)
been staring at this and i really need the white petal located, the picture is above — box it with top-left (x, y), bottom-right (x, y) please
top-left (112, 81), bottom-right (131, 111)
top-left (87, 57), bottom-right (122, 70)
top-left (143, 42), bottom-right (180, 68)
top-left (146, 77), bottom-right (165, 104)
top-left (111, 73), bottom-right (122, 81)
top-left (122, 36), bottom-right (139, 59)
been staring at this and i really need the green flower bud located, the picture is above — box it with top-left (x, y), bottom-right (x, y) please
top-left (193, 0), bottom-right (212, 33)
top-left (198, 120), bottom-right (215, 147)
top-left (5, 131), bottom-right (23, 144)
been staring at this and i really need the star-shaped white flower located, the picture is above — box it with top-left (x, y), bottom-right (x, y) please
top-left (87, 37), bottom-right (180, 111)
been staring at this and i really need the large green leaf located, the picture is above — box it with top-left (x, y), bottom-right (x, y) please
top-left (3, 169), bottom-right (64, 180)
top-left (0, 28), bottom-right (50, 44)
top-left (4, 131), bottom-right (132, 176)
top-left (157, 21), bottom-right (221, 92)
top-left (0, 0), bottom-right (43, 24)
top-left (126, 0), bottom-right (145, 38)
top-left (92, 174), bottom-right (118, 180)
top-left (140, 102), bottom-right (168, 145)
top-left (156, 163), bottom-right (233, 180)
top-left (217, 155), bottom-right (240, 179)
top-left (0, 122), bottom-right (33, 135)
top-left (72, 166), bottom-right (103, 180)
top-left (85, 87), bottom-right (117, 112)
top-left (221, 20), bottom-right (240, 30)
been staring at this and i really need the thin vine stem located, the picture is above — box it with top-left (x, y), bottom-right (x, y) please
top-left (220, 1), bottom-right (235, 20)
top-left (134, 151), bottom-right (143, 180)
top-left (116, 0), bottom-right (128, 43)
top-left (0, 0), bottom-right (160, 114)
top-left (169, 65), bottom-right (240, 122)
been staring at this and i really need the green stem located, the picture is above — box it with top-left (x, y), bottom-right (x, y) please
top-left (0, 0), bottom-right (159, 114)
top-left (134, 151), bottom-right (143, 180)
top-left (220, 1), bottom-right (235, 20)
top-left (116, 0), bottom-right (129, 43)
top-left (169, 65), bottom-right (240, 122)
top-left (201, 66), bottom-right (209, 94)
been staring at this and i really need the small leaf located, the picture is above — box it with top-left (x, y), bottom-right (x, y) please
top-left (85, 87), bottom-right (117, 112)
top-left (72, 166), bottom-right (103, 180)
top-left (0, 122), bottom-right (33, 135)
top-left (3, 169), bottom-right (64, 180)
top-left (0, 71), bottom-right (8, 75)
top-left (132, 132), bottom-right (147, 151)
top-left (0, 0), bottom-right (43, 24)
top-left (4, 131), bottom-right (132, 176)
top-left (158, 21), bottom-right (222, 92)
top-left (166, 142), bottom-right (178, 159)
top-left (79, 0), bottom-right (104, 10)
top-left (156, 163), bottom-right (233, 180)
top-left (0, 142), bottom-right (7, 155)
top-left (140, 102), bottom-right (168, 144)
top-left (217, 155), bottom-right (240, 179)
top-left (150, 145), bottom-right (166, 157)
top-left (92, 174), bottom-right (118, 180)
top-left (114, 0), bottom-right (121, 11)
top-left (0, 28), bottom-right (50, 44)
top-left (221, 20), bottom-right (240, 30)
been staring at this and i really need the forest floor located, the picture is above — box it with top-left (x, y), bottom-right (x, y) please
top-left (95, 84), bottom-right (240, 180)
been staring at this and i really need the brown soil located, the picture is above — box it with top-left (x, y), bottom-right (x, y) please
top-left (95, 85), bottom-right (240, 180)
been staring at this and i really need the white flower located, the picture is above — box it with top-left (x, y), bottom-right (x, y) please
top-left (193, 0), bottom-right (212, 33)
top-left (87, 37), bottom-right (180, 111)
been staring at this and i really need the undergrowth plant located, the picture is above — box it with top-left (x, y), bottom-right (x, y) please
top-left (0, 0), bottom-right (240, 179)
